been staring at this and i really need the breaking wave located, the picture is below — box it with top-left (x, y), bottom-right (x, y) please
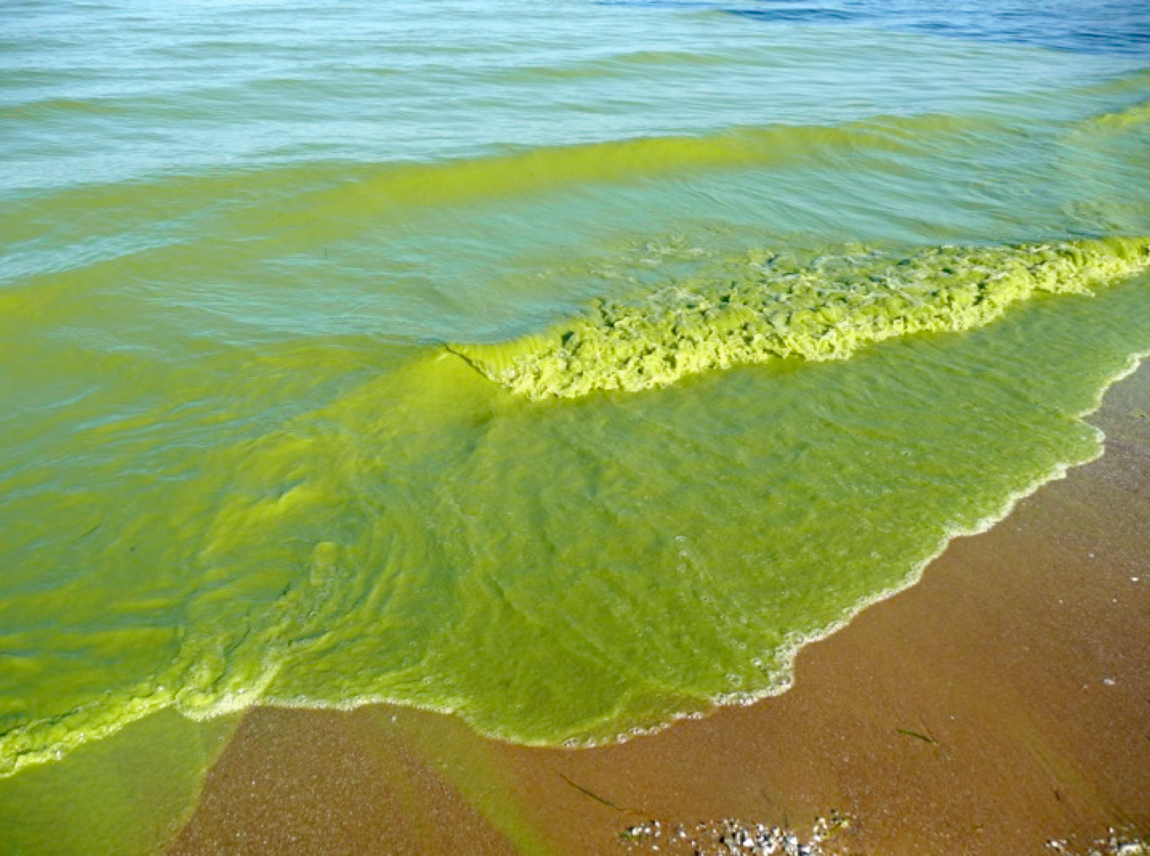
top-left (450, 237), bottom-right (1150, 398)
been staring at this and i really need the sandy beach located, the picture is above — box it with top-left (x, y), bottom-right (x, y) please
top-left (162, 362), bottom-right (1150, 856)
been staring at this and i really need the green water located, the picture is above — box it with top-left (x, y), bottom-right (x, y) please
top-left (452, 238), bottom-right (1150, 398)
top-left (2, 0), bottom-right (1150, 849)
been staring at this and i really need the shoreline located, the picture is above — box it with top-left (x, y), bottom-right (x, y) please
top-left (166, 361), bottom-right (1150, 856)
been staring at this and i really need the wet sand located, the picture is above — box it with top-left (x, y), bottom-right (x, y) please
top-left (166, 364), bottom-right (1150, 856)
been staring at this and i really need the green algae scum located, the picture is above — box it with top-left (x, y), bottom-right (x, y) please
top-left (449, 238), bottom-right (1150, 398)
top-left (2, 0), bottom-right (1150, 851)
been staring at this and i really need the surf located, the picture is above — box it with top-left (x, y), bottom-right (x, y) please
top-left (449, 237), bottom-right (1150, 398)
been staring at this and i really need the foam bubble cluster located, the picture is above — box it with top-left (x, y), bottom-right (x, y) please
top-left (449, 237), bottom-right (1150, 399)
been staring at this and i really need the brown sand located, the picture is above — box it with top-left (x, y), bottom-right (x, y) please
top-left (166, 365), bottom-right (1150, 856)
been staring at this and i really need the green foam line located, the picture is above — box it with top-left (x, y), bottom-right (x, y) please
top-left (450, 237), bottom-right (1150, 399)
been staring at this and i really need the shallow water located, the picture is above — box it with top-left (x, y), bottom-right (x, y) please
top-left (2, 0), bottom-right (1150, 848)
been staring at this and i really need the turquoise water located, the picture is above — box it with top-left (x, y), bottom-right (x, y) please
top-left (2, 0), bottom-right (1150, 850)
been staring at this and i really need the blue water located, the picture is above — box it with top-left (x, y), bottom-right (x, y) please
top-left (613, 0), bottom-right (1150, 55)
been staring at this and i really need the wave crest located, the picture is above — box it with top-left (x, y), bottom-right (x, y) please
top-left (449, 237), bottom-right (1150, 399)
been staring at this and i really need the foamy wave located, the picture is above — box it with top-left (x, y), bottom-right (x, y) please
top-left (450, 237), bottom-right (1150, 399)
